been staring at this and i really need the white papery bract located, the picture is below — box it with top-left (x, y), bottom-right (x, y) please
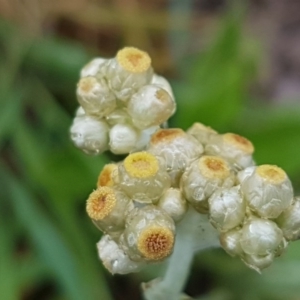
top-left (77, 76), bottom-right (116, 117)
top-left (70, 115), bottom-right (109, 155)
top-left (241, 165), bottom-right (293, 218)
top-left (219, 228), bottom-right (244, 257)
top-left (120, 206), bottom-right (175, 262)
top-left (276, 197), bottom-right (300, 241)
top-left (148, 128), bottom-right (203, 186)
top-left (240, 217), bottom-right (283, 256)
top-left (209, 186), bottom-right (246, 231)
top-left (127, 84), bottom-right (175, 129)
top-left (97, 235), bottom-right (145, 274)
top-left (109, 123), bottom-right (139, 155)
top-left (187, 122), bottom-right (218, 146)
top-left (205, 133), bottom-right (255, 170)
top-left (151, 74), bottom-right (175, 104)
top-left (104, 47), bottom-right (153, 101)
top-left (181, 156), bottom-right (235, 213)
top-left (80, 57), bottom-right (107, 78)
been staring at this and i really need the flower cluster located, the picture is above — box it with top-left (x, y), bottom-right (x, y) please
top-left (70, 47), bottom-right (176, 155)
top-left (73, 48), bottom-right (300, 277)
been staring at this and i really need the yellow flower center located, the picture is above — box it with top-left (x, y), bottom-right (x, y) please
top-left (117, 47), bottom-right (151, 73)
top-left (97, 164), bottom-right (118, 187)
top-left (223, 133), bottom-right (254, 154)
top-left (256, 165), bottom-right (286, 184)
top-left (86, 187), bottom-right (116, 220)
top-left (198, 156), bottom-right (230, 179)
top-left (78, 77), bottom-right (97, 93)
top-left (137, 226), bottom-right (174, 261)
top-left (124, 152), bottom-right (159, 178)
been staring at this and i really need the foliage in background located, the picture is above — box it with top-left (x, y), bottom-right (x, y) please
top-left (1, 5), bottom-right (300, 300)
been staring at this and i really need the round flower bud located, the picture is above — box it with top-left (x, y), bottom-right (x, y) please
top-left (219, 228), bottom-right (243, 257)
top-left (241, 165), bottom-right (293, 218)
top-left (109, 124), bottom-right (139, 154)
top-left (97, 235), bottom-right (145, 275)
top-left (77, 76), bottom-right (116, 117)
top-left (276, 197), bottom-right (300, 241)
top-left (80, 57), bottom-right (106, 78)
top-left (242, 253), bottom-right (274, 273)
top-left (151, 74), bottom-right (175, 101)
top-left (118, 152), bottom-right (171, 203)
top-left (187, 122), bottom-right (218, 145)
top-left (86, 186), bottom-right (133, 236)
top-left (205, 133), bottom-right (255, 170)
top-left (148, 128), bottom-right (203, 187)
top-left (157, 188), bottom-right (187, 222)
top-left (127, 84), bottom-right (176, 129)
top-left (209, 186), bottom-right (246, 231)
top-left (120, 206), bottom-right (175, 262)
top-left (97, 163), bottom-right (119, 187)
top-left (70, 115), bottom-right (109, 155)
top-left (240, 217), bottom-right (283, 256)
top-left (181, 156), bottom-right (235, 214)
top-left (104, 47), bottom-right (153, 101)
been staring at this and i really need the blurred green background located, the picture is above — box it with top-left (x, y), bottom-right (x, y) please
top-left (1, 1), bottom-right (300, 299)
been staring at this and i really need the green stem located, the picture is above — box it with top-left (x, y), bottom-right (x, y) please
top-left (142, 207), bottom-right (220, 300)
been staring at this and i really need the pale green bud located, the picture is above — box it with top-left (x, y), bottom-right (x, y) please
top-left (70, 115), bottom-right (109, 155)
top-left (241, 165), bottom-right (293, 218)
top-left (276, 197), bottom-right (300, 241)
top-left (120, 206), bottom-right (175, 262)
top-left (209, 186), bottom-right (246, 231)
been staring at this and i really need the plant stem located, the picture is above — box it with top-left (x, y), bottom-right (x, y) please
top-left (142, 207), bottom-right (220, 300)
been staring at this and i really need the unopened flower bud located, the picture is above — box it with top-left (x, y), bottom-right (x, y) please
top-left (181, 156), bottom-right (235, 213)
top-left (209, 186), bottom-right (246, 231)
top-left (106, 108), bottom-right (131, 126)
top-left (241, 165), bottom-right (293, 218)
top-left (105, 47), bottom-right (153, 100)
top-left (86, 186), bottom-right (132, 235)
top-left (80, 57), bottom-right (107, 78)
top-left (109, 124), bottom-right (139, 154)
top-left (97, 163), bottom-right (119, 187)
top-left (157, 188), bottom-right (187, 222)
top-left (240, 217), bottom-right (283, 256)
top-left (276, 197), bottom-right (300, 241)
top-left (121, 206), bottom-right (175, 262)
top-left (118, 152), bottom-right (171, 203)
top-left (127, 84), bottom-right (175, 129)
top-left (77, 76), bottom-right (116, 117)
top-left (187, 122), bottom-right (218, 145)
top-left (219, 228), bottom-right (243, 257)
top-left (148, 128), bottom-right (203, 186)
top-left (205, 133), bottom-right (255, 170)
top-left (135, 126), bottom-right (159, 151)
top-left (70, 115), bottom-right (109, 155)
top-left (97, 235), bottom-right (145, 275)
